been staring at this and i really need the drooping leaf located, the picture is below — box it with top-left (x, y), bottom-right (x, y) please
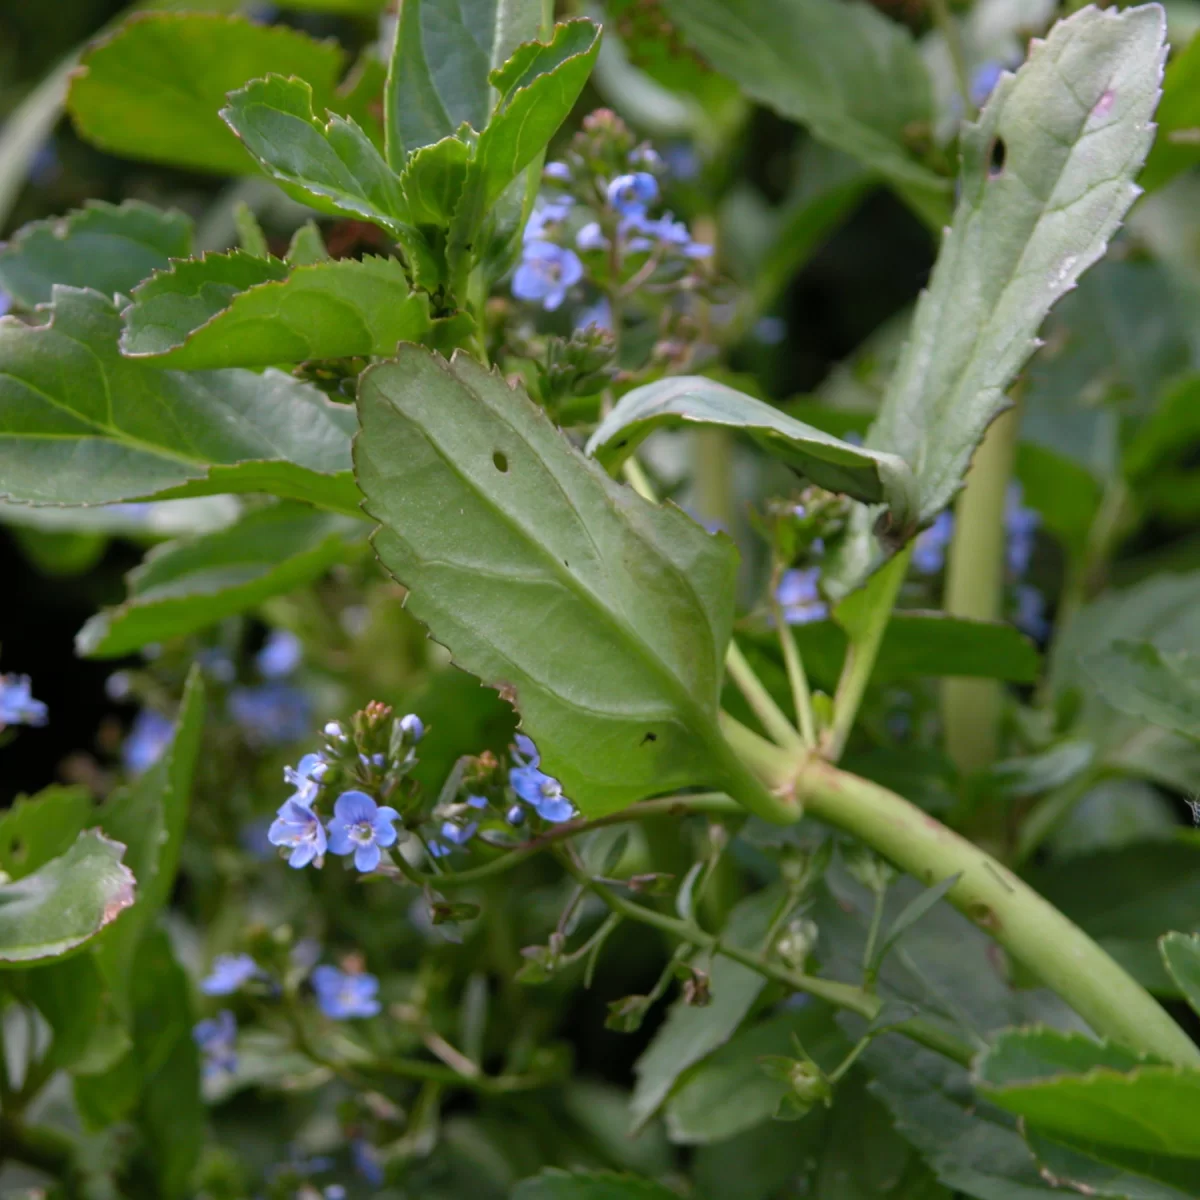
top-left (512, 1170), bottom-right (679, 1200)
top-left (1140, 31), bottom-right (1200, 192)
top-left (663, 0), bottom-right (945, 206)
top-left (0, 200), bottom-right (194, 310)
top-left (0, 286), bottom-right (358, 513)
top-left (975, 1028), bottom-right (1200, 1158)
top-left (0, 830), bottom-right (135, 965)
top-left (1083, 640), bottom-right (1200, 740)
top-left (220, 74), bottom-right (407, 233)
top-left (68, 13), bottom-right (348, 175)
top-left (383, 0), bottom-right (543, 162)
top-left (77, 503), bottom-right (363, 657)
top-left (121, 253), bottom-right (432, 368)
top-left (1160, 933), bottom-right (1200, 1019)
top-left (356, 347), bottom-right (760, 816)
top-left (0, 785), bottom-right (94, 879)
top-left (587, 376), bottom-right (917, 521)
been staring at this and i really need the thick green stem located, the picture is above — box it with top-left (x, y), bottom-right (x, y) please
top-left (692, 427), bottom-right (736, 533)
top-left (942, 407), bottom-right (1020, 774)
top-left (726, 639), bottom-right (807, 754)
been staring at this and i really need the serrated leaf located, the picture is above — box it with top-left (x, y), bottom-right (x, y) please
top-left (1030, 1128), bottom-right (1200, 1199)
top-left (356, 347), bottom-right (759, 817)
top-left (77, 502), bottom-right (363, 657)
top-left (0, 286), bottom-right (358, 513)
top-left (664, 0), bottom-right (945, 205)
top-left (587, 376), bottom-right (917, 521)
top-left (0, 786), bottom-right (94, 879)
top-left (512, 1170), bottom-right (679, 1200)
top-left (399, 135), bottom-right (473, 226)
top-left (384, 0), bottom-right (543, 161)
top-left (121, 253), bottom-right (432, 368)
top-left (67, 13), bottom-right (348, 175)
top-left (221, 75), bottom-right (407, 233)
top-left (1160, 933), bottom-right (1200, 1019)
top-left (867, 5), bottom-right (1165, 530)
top-left (975, 1028), bottom-right (1200, 1158)
top-left (0, 830), bottom-right (135, 965)
top-left (0, 200), bottom-right (193, 310)
top-left (1083, 640), bottom-right (1200, 740)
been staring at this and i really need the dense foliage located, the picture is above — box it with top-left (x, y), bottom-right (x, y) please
top-left (2, 1), bottom-right (1200, 1197)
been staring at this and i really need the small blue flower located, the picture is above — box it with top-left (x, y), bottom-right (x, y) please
top-left (311, 965), bottom-right (381, 1019)
top-left (193, 1010), bottom-right (237, 1076)
top-left (105, 671), bottom-right (132, 702)
top-left (628, 145), bottom-right (663, 171)
top-left (1005, 484), bottom-right (1040, 577)
top-left (970, 61), bottom-right (1007, 108)
top-left (466, 793), bottom-right (489, 809)
top-left (607, 171), bottom-right (658, 215)
top-left (512, 241), bottom-right (584, 311)
top-left (269, 800), bottom-right (328, 869)
top-left (352, 1139), bottom-right (384, 1186)
top-left (326, 791), bottom-right (400, 873)
top-left (229, 683), bottom-right (311, 746)
top-left (506, 803), bottom-right (526, 827)
top-left (913, 510), bottom-right (954, 575)
top-left (427, 840), bottom-right (451, 858)
top-left (399, 712), bottom-right (424, 742)
top-left (663, 142), bottom-right (699, 180)
top-left (575, 221), bottom-right (609, 252)
top-left (0, 674), bottom-right (47, 728)
top-left (283, 752), bottom-right (326, 808)
top-left (325, 1187), bottom-right (347, 1200)
top-left (508, 737), bottom-right (575, 822)
top-left (543, 161), bottom-right (572, 182)
top-left (257, 629), bottom-right (302, 679)
top-left (440, 820), bottom-right (478, 845)
top-left (523, 196), bottom-right (573, 243)
top-left (777, 568), bottom-right (828, 625)
top-left (122, 709), bottom-right (173, 774)
top-left (620, 211), bottom-right (710, 258)
top-left (200, 953), bottom-right (262, 996)
top-left (1013, 584), bottom-right (1050, 641)
top-left (574, 297), bottom-right (613, 333)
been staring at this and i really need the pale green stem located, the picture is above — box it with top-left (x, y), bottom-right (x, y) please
top-left (692, 427), bottom-right (736, 533)
top-left (824, 545), bottom-right (913, 761)
top-left (942, 407), bottom-right (1020, 775)
top-left (620, 455), bottom-right (657, 502)
top-left (726, 639), bottom-right (807, 754)
top-left (771, 586), bottom-right (817, 748)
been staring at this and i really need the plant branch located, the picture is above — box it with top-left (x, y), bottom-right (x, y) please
top-left (0, 1113), bottom-right (76, 1179)
top-left (726, 638), bottom-right (807, 753)
top-left (771, 584), bottom-right (817, 747)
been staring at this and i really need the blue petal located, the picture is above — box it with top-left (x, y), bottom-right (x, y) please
top-left (333, 790), bottom-right (377, 825)
top-left (513, 734), bottom-right (539, 766)
top-left (354, 842), bottom-right (381, 873)
top-left (289, 842), bottom-right (318, 868)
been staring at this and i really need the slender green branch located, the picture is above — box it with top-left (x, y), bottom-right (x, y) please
top-left (0, 1113), bottom-right (76, 1178)
top-left (726, 639), bottom-right (807, 753)
top-left (771, 586), bottom-right (817, 747)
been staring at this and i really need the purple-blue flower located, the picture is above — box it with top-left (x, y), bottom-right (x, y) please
top-left (440, 820), bottom-right (478, 846)
top-left (0, 674), bottom-right (47, 729)
top-left (508, 736), bottom-right (575, 822)
top-left (620, 211), bottom-right (710, 258)
top-left (193, 1010), bottom-right (237, 1076)
top-left (1005, 484), bottom-right (1040, 577)
top-left (543, 161), bottom-right (572, 182)
top-left (399, 712), bottom-right (424, 742)
top-left (257, 629), bottom-right (302, 678)
top-left (122, 708), bottom-right (173, 774)
top-left (574, 297), bottom-right (613, 333)
top-left (311, 965), bottom-right (380, 1019)
top-left (352, 1139), bottom-right (384, 1186)
top-left (506, 803), bottom-right (526, 827)
top-left (913, 510), bottom-right (954, 575)
top-left (284, 752), bottom-right (326, 808)
top-left (628, 145), bottom-right (663, 171)
top-left (970, 61), bottom-right (1007, 108)
top-left (1013, 583), bottom-right (1050, 641)
top-left (201, 953), bottom-right (262, 996)
top-left (326, 791), bottom-right (400, 873)
top-left (523, 197), bottom-right (573, 243)
top-left (777, 568), bottom-right (828, 625)
top-left (269, 799), bottom-right (328, 869)
top-left (607, 172), bottom-right (658, 215)
top-left (512, 241), bottom-right (584, 311)
top-left (229, 683), bottom-right (311, 746)
top-left (576, 221), bottom-right (609, 252)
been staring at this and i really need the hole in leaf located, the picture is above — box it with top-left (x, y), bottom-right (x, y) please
top-left (640, 732), bottom-right (658, 746)
top-left (493, 451), bottom-right (509, 473)
top-left (9, 836), bottom-right (25, 863)
top-left (988, 137), bottom-right (1006, 178)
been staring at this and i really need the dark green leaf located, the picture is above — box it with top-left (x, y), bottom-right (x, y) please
top-left (25, 954), bottom-right (132, 1075)
top-left (383, 0), bottom-right (542, 161)
top-left (1030, 1128), bottom-right (1200, 1199)
top-left (1160, 933), bottom-right (1200, 1019)
top-left (68, 13), bottom-right (348, 175)
top-left (0, 287), bottom-right (358, 513)
top-left (77, 502), bottom-right (362, 657)
top-left (120, 253), bottom-right (432, 368)
top-left (693, 1117), bottom-right (830, 1200)
top-left (1083, 640), bottom-right (1200, 739)
top-left (0, 785), bottom-right (94, 879)
top-left (1015, 441), bottom-right (1101, 557)
top-left (1140, 31), bottom-right (1200, 192)
top-left (869, 874), bottom-right (961, 974)
top-left (0, 200), bottom-right (193, 310)
top-left (587, 376), bottom-right (917, 520)
top-left (512, 1170), bottom-right (678, 1200)
top-left (356, 347), bottom-right (759, 816)
top-left (0, 830), bottom-right (135, 965)
top-left (975, 1028), bottom-right (1200, 1158)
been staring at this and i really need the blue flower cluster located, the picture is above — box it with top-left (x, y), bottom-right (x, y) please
top-left (0, 674), bottom-right (47, 728)
top-left (312, 964), bottom-right (381, 1019)
top-left (776, 567), bottom-right (828, 626)
top-left (122, 708), bottom-right (174, 774)
top-left (200, 952), bottom-right (263, 996)
top-left (193, 1009), bottom-right (237, 1077)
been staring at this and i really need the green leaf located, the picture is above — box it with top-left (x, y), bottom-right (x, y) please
top-left (512, 1170), bottom-right (679, 1200)
top-left (120, 253), bottom-right (432, 368)
top-left (384, 0), bottom-right (543, 161)
top-left (25, 954), bottom-right (132, 1076)
top-left (285, 221), bottom-right (330, 266)
top-left (1083, 640), bottom-right (1200, 739)
top-left (0, 287), bottom-right (358, 513)
top-left (399, 135), bottom-right (474, 226)
top-left (1030, 1128), bottom-right (1200, 1199)
top-left (586, 376), bottom-right (917, 520)
top-left (220, 75), bottom-right (407, 233)
top-left (869, 873), bottom-right (962, 976)
top-left (356, 347), bottom-right (757, 817)
top-left (0, 200), bottom-right (193, 310)
top-left (1140, 31), bottom-right (1200, 192)
top-left (1160, 933), bottom-right (1200, 1019)
top-left (0, 830), bottom-right (135, 965)
top-left (868, 5), bottom-right (1165, 529)
top-left (663, 0), bottom-right (945, 203)
top-left (67, 13), bottom-right (348, 175)
top-left (0, 785), bottom-right (94, 879)
top-left (975, 1028), bottom-right (1200, 1158)
top-left (77, 502), bottom-right (362, 657)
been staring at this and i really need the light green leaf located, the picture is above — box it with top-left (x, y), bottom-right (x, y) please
top-left (0, 786), bottom-right (94, 879)
top-left (67, 13), bottom-right (348, 175)
top-left (0, 831), bottom-right (135, 965)
top-left (587, 376), bottom-right (917, 521)
top-left (120, 253), bottom-right (432, 368)
top-left (78, 502), bottom-right (362, 657)
top-left (233, 200), bottom-right (270, 258)
top-left (867, 5), bottom-right (1165, 530)
top-left (512, 1171), bottom-right (679, 1200)
top-left (285, 221), bottom-right (330, 266)
top-left (220, 74), bottom-right (407, 233)
top-left (1160, 933), bottom-right (1200, 1019)
top-left (663, 0), bottom-right (944, 203)
top-left (399, 135), bottom-right (474, 226)
top-left (1140, 31), bottom-right (1200, 192)
top-left (356, 347), bottom-right (760, 817)
top-left (0, 286), bottom-right (358, 513)
top-left (384, 0), bottom-right (543, 161)
top-left (0, 200), bottom-right (194, 310)
top-left (975, 1028), bottom-right (1200, 1158)
top-left (1083, 640), bottom-right (1200, 739)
